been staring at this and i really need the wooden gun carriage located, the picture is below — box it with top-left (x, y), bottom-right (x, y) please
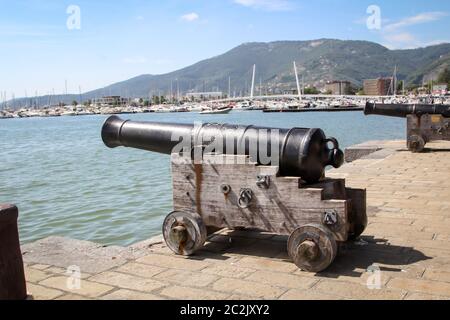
top-left (102, 116), bottom-right (367, 272)
top-left (169, 153), bottom-right (366, 272)
top-left (406, 114), bottom-right (450, 152)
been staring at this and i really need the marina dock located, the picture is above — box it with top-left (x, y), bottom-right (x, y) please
top-left (263, 106), bottom-right (364, 113)
top-left (22, 140), bottom-right (450, 300)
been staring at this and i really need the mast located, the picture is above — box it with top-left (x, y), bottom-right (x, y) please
top-left (293, 61), bottom-right (302, 101)
top-left (228, 76), bottom-right (231, 98)
top-left (389, 65), bottom-right (398, 96)
top-left (302, 75), bottom-right (305, 95)
top-left (176, 78), bottom-right (180, 103)
top-left (259, 77), bottom-right (262, 96)
top-left (149, 83), bottom-right (153, 105)
top-left (48, 88), bottom-right (54, 108)
top-left (250, 64), bottom-right (256, 100)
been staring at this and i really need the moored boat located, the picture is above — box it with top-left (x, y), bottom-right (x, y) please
top-left (199, 107), bottom-right (232, 115)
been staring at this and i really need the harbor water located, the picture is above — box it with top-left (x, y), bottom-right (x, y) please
top-left (0, 111), bottom-right (405, 246)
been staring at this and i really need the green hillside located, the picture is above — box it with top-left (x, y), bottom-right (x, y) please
top-left (9, 39), bottom-right (450, 106)
top-left (84, 39), bottom-right (450, 98)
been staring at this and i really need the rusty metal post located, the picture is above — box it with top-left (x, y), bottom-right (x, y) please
top-left (0, 204), bottom-right (27, 300)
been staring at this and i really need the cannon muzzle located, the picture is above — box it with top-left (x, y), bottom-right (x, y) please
top-left (101, 116), bottom-right (344, 183)
top-left (101, 115), bottom-right (127, 148)
top-left (365, 102), bottom-right (450, 118)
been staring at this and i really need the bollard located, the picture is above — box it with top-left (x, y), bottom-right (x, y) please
top-left (0, 204), bottom-right (27, 300)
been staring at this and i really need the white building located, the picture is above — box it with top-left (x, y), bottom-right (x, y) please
top-left (186, 92), bottom-right (223, 100)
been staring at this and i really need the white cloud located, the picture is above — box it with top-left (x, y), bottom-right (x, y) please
top-left (385, 12), bottom-right (448, 31)
top-left (382, 35), bottom-right (450, 50)
top-left (376, 11), bottom-right (449, 49)
top-left (424, 40), bottom-right (450, 47)
top-left (233, 0), bottom-right (294, 11)
top-left (181, 12), bottom-right (200, 22)
top-left (123, 56), bottom-right (147, 64)
top-left (154, 59), bottom-right (172, 65)
top-left (384, 32), bottom-right (416, 43)
top-left (0, 23), bottom-right (60, 37)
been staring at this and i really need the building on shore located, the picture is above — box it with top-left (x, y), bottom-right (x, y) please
top-left (363, 78), bottom-right (393, 96)
top-left (93, 96), bottom-right (128, 106)
top-left (186, 92), bottom-right (223, 101)
top-left (283, 89), bottom-right (297, 95)
top-left (325, 81), bottom-right (351, 95)
top-left (432, 83), bottom-right (448, 95)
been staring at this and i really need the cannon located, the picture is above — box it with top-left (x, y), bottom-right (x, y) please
top-left (365, 102), bottom-right (450, 152)
top-left (102, 116), bottom-right (367, 272)
top-left (102, 116), bottom-right (345, 183)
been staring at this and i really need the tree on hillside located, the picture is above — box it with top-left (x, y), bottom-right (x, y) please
top-left (348, 85), bottom-right (360, 95)
top-left (397, 80), bottom-right (404, 93)
top-left (152, 95), bottom-right (160, 105)
top-left (437, 67), bottom-right (450, 84)
top-left (304, 87), bottom-right (319, 94)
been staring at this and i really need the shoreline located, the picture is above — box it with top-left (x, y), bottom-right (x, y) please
top-left (0, 108), bottom-right (365, 120)
top-left (0, 107), bottom-right (364, 120)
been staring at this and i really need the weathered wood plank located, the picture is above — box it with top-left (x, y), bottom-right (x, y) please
top-left (407, 114), bottom-right (450, 144)
top-left (171, 154), bottom-right (362, 242)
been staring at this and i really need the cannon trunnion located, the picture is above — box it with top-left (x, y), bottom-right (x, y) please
top-left (102, 116), bottom-right (367, 272)
top-left (365, 102), bottom-right (450, 152)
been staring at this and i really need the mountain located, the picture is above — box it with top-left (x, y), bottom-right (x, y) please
top-left (7, 39), bottom-right (450, 107)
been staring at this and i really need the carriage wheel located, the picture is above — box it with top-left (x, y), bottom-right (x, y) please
top-left (287, 224), bottom-right (337, 273)
top-left (407, 135), bottom-right (425, 153)
top-left (348, 211), bottom-right (368, 241)
top-left (348, 222), bottom-right (367, 241)
top-left (162, 211), bottom-right (207, 256)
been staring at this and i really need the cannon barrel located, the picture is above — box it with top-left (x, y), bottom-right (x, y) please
top-left (365, 102), bottom-right (450, 118)
top-left (102, 116), bottom-right (344, 183)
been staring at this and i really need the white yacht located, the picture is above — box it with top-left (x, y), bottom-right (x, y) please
top-left (235, 101), bottom-right (253, 111)
top-left (200, 107), bottom-right (232, 115)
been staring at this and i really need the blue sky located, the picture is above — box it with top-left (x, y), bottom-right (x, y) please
top-left (1, 0), bottom-right (449, 96)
